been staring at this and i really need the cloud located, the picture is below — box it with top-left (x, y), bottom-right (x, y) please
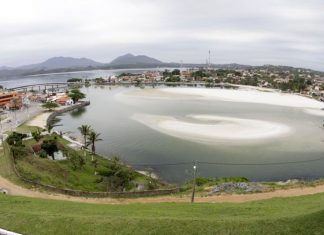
top-left (0, 0), bottom-right (323, 70)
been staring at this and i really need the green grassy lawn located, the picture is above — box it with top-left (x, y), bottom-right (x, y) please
top-left (0, 193), bottom-right (324, 235)
top-left (15, 124), bottom-right (43, 134)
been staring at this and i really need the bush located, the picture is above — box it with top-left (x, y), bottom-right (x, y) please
top-left (69, 151), bottom-right (85, 170)
top-left (6, 132), bottom-right (27, 146)
top-left (11, 145), bottom-right (28, 162)
top-left (39, 150), bottom-right (48, 158)
top-left (32, 130), bottom-right (42, 142)
top-left (98, 161), bottom-right (136, 191)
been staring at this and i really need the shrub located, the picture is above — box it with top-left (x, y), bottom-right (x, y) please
top-left (69, 151), bottom-right (85, 170)
top-left (11, 145), bottom-right (28, 162)
top-left (39, 150), bottom-right (48, 158)
top-left (32, 143), bottom-right (42, 153)
top-left (6, 132), bottom-right (27, 146)
top-left (98, 161), bottom-right (136, 191)
top-left (32, 130), bottom-right (42, 142)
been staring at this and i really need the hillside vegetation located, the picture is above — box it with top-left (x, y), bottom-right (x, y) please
top-left (4, 131), bottom-right (165, 192)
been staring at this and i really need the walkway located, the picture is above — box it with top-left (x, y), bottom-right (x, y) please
top-left (1, 174), bottom-right (324, 204)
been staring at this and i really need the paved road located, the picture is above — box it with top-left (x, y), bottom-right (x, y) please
top-left (0, 102), bottom-right (43, 134)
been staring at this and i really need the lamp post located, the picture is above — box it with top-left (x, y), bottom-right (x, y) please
top-left (191, 161), bottom-right (197, 203)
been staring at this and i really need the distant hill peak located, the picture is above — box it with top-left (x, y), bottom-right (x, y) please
top-left (19, 56), bottom-right (104, 70)
top-left (110, 53), bottom-right (163, 65)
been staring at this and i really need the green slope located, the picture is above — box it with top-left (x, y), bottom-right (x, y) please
top-left (1, 193), bottom-right (324, 235)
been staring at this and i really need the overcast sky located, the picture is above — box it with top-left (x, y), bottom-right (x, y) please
top-left (1, 0), bottom-right (324, 70)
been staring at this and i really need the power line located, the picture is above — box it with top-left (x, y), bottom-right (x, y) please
top-left (199, 156), bottom-right (324, 166)
top-left (129, 156), bottom-right (324, 167)
top-left (131, 162), bottom-right (192, 167)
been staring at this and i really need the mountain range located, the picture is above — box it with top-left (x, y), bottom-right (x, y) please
top-left (0, 53), bottom-right (323, 78)
top-left (0, 54), bottom-right (166, 77)
top-left (2, 54), bottom-right (163, 71)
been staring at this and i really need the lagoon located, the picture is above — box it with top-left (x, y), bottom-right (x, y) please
top-left (54, 85), bottom-right (324, 184)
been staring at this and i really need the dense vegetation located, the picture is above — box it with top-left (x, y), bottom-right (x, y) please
top-left (1, 193), bottom-right (324, 234)
top-left (5, 131), bottom-right (163, 192)
top-left (67, 78), bottom-right (83, 83)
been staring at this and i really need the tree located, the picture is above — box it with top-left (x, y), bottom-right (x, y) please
top-left (67, 78), bottom-right (83, 83)
top-left (87, 131), bottom-right (102, 157)
top-left (78, 125), bottom-right (92, 148)
top-left (41, 139), bottom-right (58, 160)
top-left (68, 89), bottom-right (86, 103)
top-left (46, 122), bottom-right (54, 133)
top-left (42, 101), bottom-right (58, 111)
top-left (6, 132), bottom-right (28, 163)
top-left (94, 77), bottom-right (105, 84)
top-left (171, 69), bottom-right (181, 76)
top-left (32, 129), bottom-right (42, 142)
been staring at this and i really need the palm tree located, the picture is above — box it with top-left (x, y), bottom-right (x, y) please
top-left (46, 122), bottom-right (54, 133)
top-left (78, 125), bottom-right (92, 148)
top-left (87, 131), bottom-right (102, 160)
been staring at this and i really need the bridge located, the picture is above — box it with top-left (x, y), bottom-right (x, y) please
top-left (8, 82), bottom-right (71, 92)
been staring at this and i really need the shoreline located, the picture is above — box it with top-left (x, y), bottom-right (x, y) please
top-left (161, 87), bottom-right (324, 109)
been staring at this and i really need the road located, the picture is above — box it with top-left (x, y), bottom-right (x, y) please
top-left (0, 102), bottom-right (43, 134)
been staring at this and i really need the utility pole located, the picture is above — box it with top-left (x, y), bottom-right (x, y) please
top-left (191, 160), bottom-right (197, 203)
top-left (208, 50), bottom-right (211, 69)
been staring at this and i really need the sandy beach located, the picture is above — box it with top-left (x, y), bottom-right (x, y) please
top-left (161, 87), bottom-right (324, 109)
top-left (132, 114), bottom-right (290, 144)
top-left (303, 108), bottom-right (324, 117)
top-left (26, 112), bottom-right (52, 129)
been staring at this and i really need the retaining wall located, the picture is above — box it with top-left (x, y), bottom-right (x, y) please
top-left (46, 101), bottom-right (90, 126)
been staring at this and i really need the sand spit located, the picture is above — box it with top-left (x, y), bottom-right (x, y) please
top-left (161, 87), bottom-right (324, 109)
top-left (132, 114), bottom-right (290, 145)
top-left (303, 108), bottom-right (324, 117)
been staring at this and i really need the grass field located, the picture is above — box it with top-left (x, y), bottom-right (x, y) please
top-left (0, 193), bottom-right (324, 235)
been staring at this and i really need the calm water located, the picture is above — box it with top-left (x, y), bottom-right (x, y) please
top-left (55, 86), bottom-right (324, 184)
top-left (0, 68), bottom-right (174, 88)
top-left (3, 69), bottom-right (324, 184)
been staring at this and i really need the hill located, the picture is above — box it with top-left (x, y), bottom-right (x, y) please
top-left (110, 53), bottom-right (163, 66)
top-left (19, 57), bottom-right (104, 70)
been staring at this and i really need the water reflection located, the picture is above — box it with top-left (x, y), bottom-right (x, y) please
top-left (70, 107), bottom-right (87, 118)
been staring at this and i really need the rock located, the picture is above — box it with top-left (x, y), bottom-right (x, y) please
top-left (276, 179), bottom-right (299, 186)
top-left (0, 188), bottom-right (8, 194)
top-left (212, 182), bottom-right (264, 194)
